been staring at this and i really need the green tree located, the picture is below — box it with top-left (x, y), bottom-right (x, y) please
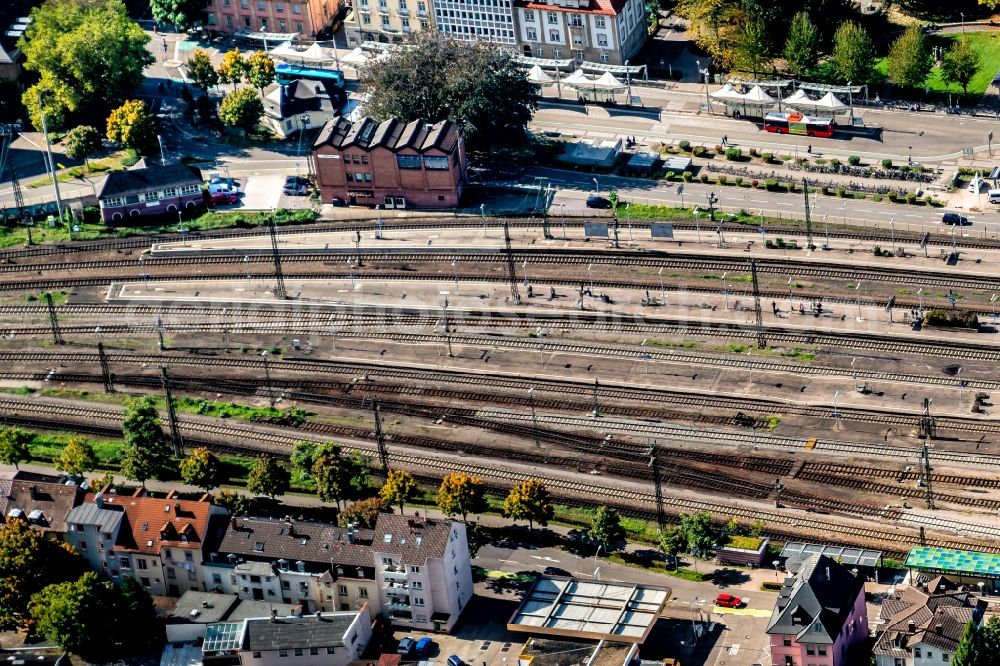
top-left (0, 427), bottom-right (31, 469)
top-left (338, 497), bottom-right (385, 529)
top-left (217, 49), bottom-right (247, 85)
top-left (733, 12), bottom-right (769, 77)
top-left (0, 518), bottom-right (85, 630)
top-left (19, 0), bottom-right (153, 130)
top-left (150, 0), bottom-right (210, 30)
top-left (436, 472), bottom-right (488, 522)
top-left (30, 572), bottom-right (117, 658)
top-left (342, 452), bottom-right (371, 502)
top-left (64, 125), bottom-right (103, 168)
top-left (312, 452), bottom-right (346, 506)
top-left (54, 437), bottom-right (97, 477)
top-left (218, 87), bottom-right (264, 137)
top-left (831, 21), bottom-right (876, 84)
top-left (588, 506), bottom-right (626, 551)
top-left (501, 478), bottom-right (554, 529)
top-left (380, 469), bottom-right (418, 515)
top-left (179, 447), bottom-right (223, 490)
top-left (187, 48), bottom-right (219, 92)
top-left (887, 24), bottom-right (933, 89)
top-left (214, 489), bottom-right (252, 515)
top-left (23, 72), bottom-right (80, 132)
top-left (246, 456), bottom-right (290, 499)
top-left (941, 37), bottom-right (982, 95)
top-left (783, 11), bottom-right (819, 77)
top-left (674, 0), bottom-right (746, 67)
top-left (680, 511), bottom-right (718, 557)
top-left (952, 618), bottom-right (980, 666)
top-left (245, 51), bottom-right (276, 93)
top-left (116, 575), bottom-right (164, 652)
top-left (120, 396), bottom-right (175, 487)
top-left (360, 32), bottom-right (537, 150)
top-left (106, 99), bottom-right (158, 154)
top-left (660, 526), bottom-right (687, 570)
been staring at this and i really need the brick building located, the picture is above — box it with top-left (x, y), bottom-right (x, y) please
top-left (312, 116), bottom-right (466, 209)
top-left (204, 0), bottom-right (341, 38)
top-left (513, 0), bottom-right (646, 65)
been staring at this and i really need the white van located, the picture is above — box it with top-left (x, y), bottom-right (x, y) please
top-left (988, 190), bottom-right (1000, 203)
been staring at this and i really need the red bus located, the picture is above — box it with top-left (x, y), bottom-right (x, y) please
top-left (763, 112), bottom-right (835, 138)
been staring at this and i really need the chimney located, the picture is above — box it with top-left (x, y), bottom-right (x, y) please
top-left (270, 609), bottom-right (278, 622)
top-left (936, 624), bottom-right (943, 634)
top-left (347, 525), bottom-right (355, 544)
top-left (907, 621), bottom-right (916, 633)
top-left (94, 492), bottom-right (104, 509)
top-left (29, 486), bottom-right (38, 501)
top-left (231, 517), bottom-right (238, 529)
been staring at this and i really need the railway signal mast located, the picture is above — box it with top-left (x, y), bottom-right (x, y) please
top-left (503, 219), bottom-right (521, 305)
top-left (268, 215), bottom-right (287, 300)
top-left (159, 366), bottom-right (184, 457)
top-left (98, 342), bottom-right (114, 393)
top-left (647, 441), bottom-right (666, 530)
top-left (802, 179), bottom-right (815, 250)
top-left (750, 260), bottom-right (766, 349)
top-left (0, 124), bottom-right (32, 244)
top-left (44, 293), bottom-right (64, 345)
top-left (372, 399), bottom-right (390, 480)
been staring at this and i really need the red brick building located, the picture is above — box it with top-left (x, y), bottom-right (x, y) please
top-left (204, 0), bottom-right (340, 38)
top-left (312, 116), bottom-right (466, 209)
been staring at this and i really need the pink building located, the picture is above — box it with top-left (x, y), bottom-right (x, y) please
top-left (766, 554), bottom-right (869, 666)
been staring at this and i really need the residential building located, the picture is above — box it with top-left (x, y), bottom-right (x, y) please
top-left (96, 164), bottom-right (204, 223)
top-left (0, 471), bottom-right (86, 537)
top-left (513, 0), bottom-right (646, 65)
top-left (165, 590), bottom-right (297, 642)
top-left (0, 42), bottom-right (20, 82)
top-left (433, 0), bottom-right (516, 45)
top-left (872, 579), bottom-right (983, 666)
top-left (344, 0), bottom-right (432, 47)
top-left (238, 608), bottom-right (372, 666)
top-left (208, 516), bottom-right (379, 614)
top-left (766, 554), bottom-right (869, 666)
top-left (66, 489), bottom-right (228, 596)
top-left (312, 116), bottom-right (466, 209)
top-left (203, 0), bottom-right (341, 38)
top-left (262, 80), bottom-right (343, 139)
top-left (372, 513), bottom-right (473, 632)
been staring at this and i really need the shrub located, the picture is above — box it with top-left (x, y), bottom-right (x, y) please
top-left (764, 178), bottom-right (779, 191)
top-left (787, 181), bottom-right (796, 193)
top-left (905, 192), bottom-right (917, 204)
top-left (881, 158), bottom-right (893, 169)
top-left (762, 581), bottom-right (784, 591)
top-left (725, 147), bottom-right (742, 160)
top-left (872, 194), bottom-right (883, 202)
top-left (665, 171), bottom-right (677, 181)
top-left (836, 187), bottom-right (846, 197)
top-left (719, 174), bottom-right (729, 185)
top-left (693, 145), bottom-right (708, 157)
top-left (682, 171), bottom-right (693, 181)
top-left (820, 186), bottom-right (830, 196)
top-left (714, 144), bottom-right (724, 154)
top-left (750, 147), bottom-right (759, 157)
top-left (928, 197), bottom-right (944, 207)
top-left (761, 152), bottom-right (774, 163)
top-left (734, 177), bottom-right (743, 186)
top-left (765, 239), bottom-right (774, 247)
top-left (924, 309), bottom-right (979, 329)
top-left (751, 179), bottom-right (759, 188)
top-left (873, 245), bottom-right (882, 256)
top-left (830, 158), bottom-right (841, 168)
top-left (780, 155), bottom-right (793, 161)
top-left (699, 173), bottom-right (709, 183)
top-left (679, 140), bottom-right (691, 152)
top-left (848, 155), bottom-right (861, 166)
top-left (887, 191), bottom-right (898, 202)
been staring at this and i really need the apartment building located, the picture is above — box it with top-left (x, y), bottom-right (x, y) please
top-left (204, 0), bottom-right (341, 38)
top-left (372, 513), bottom-right (473, 632)
top-left (513, 0), bottom-right (646, 65)
top-left (344, 0), bottom-right (432, 46)
top-left (0, 471), bottom-right (86, 537)
top-left (239, 609), bottom-right (372, 666)
top-left (207, 516), bottom-right (380, 615)
top-left (433, 0), bottom-right (516, 45)
top-left (65, 490), bottom-right (228, 597)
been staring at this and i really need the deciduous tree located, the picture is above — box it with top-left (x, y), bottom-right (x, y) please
top-left (436, 472), bottom-right (487, 522)
top-left (116, 575), bottom-right (164, 652)
top-left (941, 37), bottom-right (982, 95)
top-left (19, 0), bottom-right (153, 129)
top-left (106, 100), bottom-right (158, 154)
top-left (0, 518), bottom-right (84, 630)
top-left (380, 469), bottom-right (418, 515)
top-left (312, 452), bottom-right (346, 506)
top-left (588, 506), bottom-right (626, 551)
top-left (360, 32), bottom-right (537, 150)
top-left (887, 24), bottom-right (933, 89)
top-left (218, 87), bottom-right (264, 137)
top-left (733, 12), bottom-right (770, 77)
top-left (54, 437), bottom-right (97, 477)
top-left (188, 49), bottom-right (219, 92)
top-left (338, 497), bottom-right (386, 529)
top-left (30, 573), bottom-right (118, 658)
top-left (214, 489), bottom-right (252, 515)
top-left (150, 0), bottom-right (210, 30)
top-left (64, 125), bottom-right (103, 168)
top-left (120, 396), bottom-right (175, 487)
top-left (0, 427), bottom-right (31, 469)
top-left (952, 618), bottom-right (981, 666)
top-left (680, 511), bottom-right (718, 557)
top-left (502, 478), bottom-right (553, 529)
top-left (246, 456), bottom-right (290, 499)
top-left (660, 526), bottom-right (687, 570)
top-left (830, 21), bottom-right (876, 84)
top-left (783, 12), bottom-right (819, 77)
top-left (180, 447), bottom-right (223, 490)
top-left (245, 51), bottom-right (276, 93)
top-left (217, 49), bottom-right (248, 85)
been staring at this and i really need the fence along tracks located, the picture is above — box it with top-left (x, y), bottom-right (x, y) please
top-left (0, 396), bottom-right (995, 556)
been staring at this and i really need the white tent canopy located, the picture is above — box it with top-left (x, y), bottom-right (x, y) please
top-left (742, 85), bottom-right (776, 104)
top-left (562, 68), bottom-right (592, 86)
top-left (526, 64), bottom-right (554, 85)
top-left (814, 91), bottom-right (849, 111)
top-left (340, 47), bottom-right (369, 66)
top-left (269, 41), bottom-right (337, 64)
top-left (781, 88), bottom-right (813, 106)
top-left (591, 71), bottom-right (626, 90)
top-left (710, 83), bottom-right (746, 102)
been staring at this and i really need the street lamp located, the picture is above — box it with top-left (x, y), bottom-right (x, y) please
top-left (480, 203), bottom-right (486, 237)
top-left (658, 267), bottom-right (665, 306)
top-left (772, 559), bottom-right (780, 580)
top-left (592, 177), bottom-right (599, 194)
top-left (722, 271), bottom-right (729, 310)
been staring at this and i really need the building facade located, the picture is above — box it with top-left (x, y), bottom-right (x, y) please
top-left (513, 0), bottom-right (645, 65)
top-left (312, 116), bottom-right (466, 209)
top-left (96, 164), bottom-right (204, 224)
top-left (0, 471), bottom-right (86, 537)
top-left (262, 80), bottom-right (342, 139)
top-left (433, 0), bottom-right (516, 45)
top-left (766, 555), bottom-right (869, 666)
top-left (239, 609), bottom-right (372, 666)
top-left (204, 0), bottom-right (341, 38)
top-left (344, 0), bottom-right (432, 46)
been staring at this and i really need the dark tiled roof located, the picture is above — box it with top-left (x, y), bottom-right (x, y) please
top-left (219, 516), bottom-right (375, 569)
top-left (263, 80), bottom-right (341, 120)
top-left (242, 613), bottom-right (357, 651)
top-left (766, 554), bottom-right (864, 642)
top-left (873, 586), bottom-right (980, 657)
top-left (373, 513), bottom-right (454, 565)
top-left (97, 164), bottom-right (203, 199)
top-left (0, 476), bottom-right (85, 533)
top-left (313, 116), bottom-right (460, 154)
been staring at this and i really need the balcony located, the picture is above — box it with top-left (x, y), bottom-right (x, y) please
top-left (387, 600), bottom-right (411, 611)
top-left (385, 581), bottom-right (410, 594)
top-left (382, 566), bottom-right (407, 577)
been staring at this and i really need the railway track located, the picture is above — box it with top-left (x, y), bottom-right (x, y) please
top-left (0, 395), bottom-right (995, 555)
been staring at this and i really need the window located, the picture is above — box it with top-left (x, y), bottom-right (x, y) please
top-left (187, 570), bottom-right (197, 581)
top-left (257, 0), bottom-right (265, 9)
top-left (223, 0), bottom-right (230, 5)
top-left (359, 588), bottom-right (368, 598)
top-left (806, 647), bottom-right (815, 656)
top-left (362, 13), bottom-right (371, 23)
top-left (418, 1), bottom-right (426, 11)
top-left (279, 19), bottom-right (286, 30)
top-left (547, 11), bottom-right (557, 24)
top-left (423, 156), bottom-right (449, 170)
top-left (309, 648), bottom-right (318, 656)
top-left (412, 581), bottom-right (422, 590)
top-left (326, 647), bottom-right (336, 654)
top-left (136, 559), bottom-right (148, 570)
top-left (549, 30), bottom-right (559, 41)
top-left (599, 51), bottom-right (609, 63)
top-left (295, 21), bottom-right (303, 31)
top-left (212, 573), bottom-right (222, 584)
top-left (526, 27), bottom-right (537, 40)
top-left (420, 18), bottom-right (427, 28)
top-left (926, 652), bottom-right (933, 659)
top-left (185, 551), bottom-right (193, 562)
top-left (276, 1), bottom-right (284, 9)
top-left (339, 585), bottom-right (348, 595)
top-left (914, 649), bottom-right (921, 658)
top-left (226, 14), bottom-right (234, 26)
top-left (381, 15), bottom-right (389, 26)
top-left (595, 16), bottom-right (605, 28)
top-left (119, 557), bottom-right (131, 569)
top-left (396, 155), bottom-right (422, 169)
top-left (278, 650), bottom-right (288, 658)
top-left (292, 3), bottom-right (302, 13)
top-left (167, 568), bottom-right (176, 579)
top-left (244, 16), bottom-right (251, 27)
top-left (207, 14), bottom-right (216, 24)
top-left (817, 648), bottom-right (827, 657)
top-left (240, 0), bottom-right (248, 7)
top-left (413, 597), bottom-right (425, 606)
top-left (941, 654), bottom-right (949, 661)
top-left (597, 34), bottom-right (608, 46)
top-left (402, 16), bottom-right (410, 30)
top-left (364, 173), bottom-right (371, 182)
top-left (399, 0), bottom-right (407, 9)
top-left (355, 172), bottom-right (365, 181)
top-left (361, 155), bottom-right (369, 164)
top-left (410, 566), bottom-right (421, 573)
top-left (571, 14), bottom-right (582, 26)
top-left (282, 580), bottom-right (290, 589)
top-left (782, 638), bottom-right (792, 647)
top-left (293, 649), bottom-right (303, 657)
top-left (140, 577), bottom-right (151, 587)
top-left (524, 9), bottom-right (534, 21)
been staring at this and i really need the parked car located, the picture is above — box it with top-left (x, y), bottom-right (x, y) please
top-left (942, 212), bottom-right (971, 226)
top-left (586, 195), bottom-right (612, 209)
top-left (330, 196), bottom-right (347, 207)
top-left (715, 593), bottom-right (743, 608)
top-left (283, 175), bottom-right (309, 196)
top-left (414, 637), bottom-right (433, 658)
top-left (210, 191), bottom-right (238, 205)
top-left (447, 656), bottom-right (465, 666)
top-left (208, 176), bottom-right (239, 196)
top-left (542, 566), bottom-right (572, 577)
top-left (396, 637), bottom-right (416, 655)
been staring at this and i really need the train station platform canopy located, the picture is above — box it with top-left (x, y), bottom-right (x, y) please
top-left (905, 546), bottom-right (1000, 579)
top-left (507, 577), bottom-right (669, 644)
top-left (780, 542), bottom-right (883, 569)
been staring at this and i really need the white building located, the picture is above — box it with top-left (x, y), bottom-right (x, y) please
top-left (434, 0), bottom-right (516, 45)
top-left (514, 0), bottom-right (646, 65)
top-left (239, 609), bottom-right (371, 666)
